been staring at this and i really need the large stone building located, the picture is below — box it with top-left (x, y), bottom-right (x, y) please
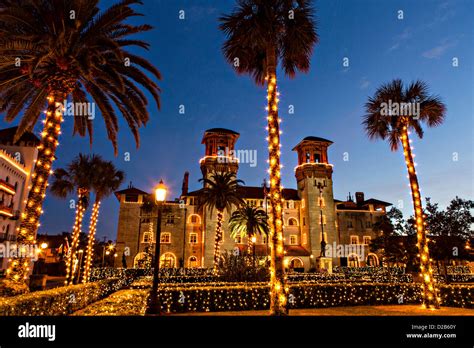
top-left (114, 128), bottom-right (391, 271)
top-left (0, 127), bottom-right (39, 271)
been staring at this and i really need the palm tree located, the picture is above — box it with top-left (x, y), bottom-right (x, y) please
top-left (363, 79), bottom-right (446, 309)
top-left (50, 154), bottom-right (97, 285)
top-left (199, 172), bottom-right (244, 273)
top-left (229, 204), bottom-right (269, 256)
top-left (0, 0), bottom-right (161, 282)
top-left (82, 159), bottom-right (124, 283)
top-left (219, 0), bottom-right (318, 315)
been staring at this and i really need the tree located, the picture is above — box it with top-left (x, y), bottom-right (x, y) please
top-left (82, 158), bottom-right (124, 283)
top-left (229, 204), bottom-right (269, 255)
top-left (0, 0), bottom-right (161, 282)
top-left (50, 153), bottom-right (96, 285)
top-left (219, 0), bottom-right (318, 315)
top-left (199, 172), bottom-right (244, 273)
top-left (363, 79), bottom-right (446, 309)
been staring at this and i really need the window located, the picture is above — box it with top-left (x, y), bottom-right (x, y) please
top-left (363, 236), bottom-right (371, 245)
top-left (365, 220), bottom-right (372, 228)
top-left (189, 214), bottom-right (200, 224)
top-left (160, 253), bottom-right (176, 268)
top-left (314, 153), bottom-right (320, 163)
top-left (319, 215), bottom-right (327, 225)
top-left (189, 233), bottom-right (198, 244)
top-left (262, 235), bottom-right (268, 244)
top-left (301, 199), bottom-right (305, 208)
top-left (320, 232), bottom-right (328, 242)
top-left (305, 152), bottom-right (311, 163)
top-left (188, 256), bottom-right (198, 268)
top-left (166, 215), bottom-right (175, 225)
top-left (235, 235), bottom-right (242, 244)
top-left (143, 232), bottom-right (153, 243)
top-left (302, 233), bottom-right (307, 245)
top-left (350, 236), bottom-right (358, 245)
top-left (347, 220), bottom-right (353, 229)
top-left (288, 218), bottom-right (298, 226)
top-left (318, 197), bottom-right (325, 207)
top-left (161, 232), bottom-right (171, 244)
top-left (289, 235), bottom-right (298, 245)
top-left (303, 217), bottom-right (306, 226)
top-left (124, 194), bottom-right (138, 203)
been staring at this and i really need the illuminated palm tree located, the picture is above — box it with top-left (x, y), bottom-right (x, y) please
top-left (50, 154), bottom-right (97, 285)
top-left (229, 204), bottom-right (269, 255)
top-left (82, 159), bottom-right (124, 283)
top-left (199, 172), bottom-right (244, 273)
top-left (363, 79), bottom-right (446, 309)
top-left (0, 0), bottom-right (161, 282)
top-left (220, 0), bottom-right (318, 315)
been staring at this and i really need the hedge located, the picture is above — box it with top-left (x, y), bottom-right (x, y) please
top-left (0, 277), bottom-right (129, 316)
top-left (155, 283), bottom-right (473, 313)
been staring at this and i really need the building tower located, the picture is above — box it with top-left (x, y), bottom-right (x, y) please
top-left (292, 136), bottom-right (338, 268)
top-left (200, 128), bottom-right (240, 180)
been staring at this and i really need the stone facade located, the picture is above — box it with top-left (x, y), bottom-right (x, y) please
top-left (114, 128), bottom-right (391, 271)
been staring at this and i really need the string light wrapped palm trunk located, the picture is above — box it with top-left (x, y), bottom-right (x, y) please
top-left (64, 188), bottom-right (87, 285)
top-left (265, 47), bottom-right (288, 315)
top-left (213, 210), bottom-right (224, 273)
top-left (6, 93), bottom-right (63, 282)
top-left (82, 200), bottom-right (101, 283)
top-left (401, 125), bottom-right (440, 309)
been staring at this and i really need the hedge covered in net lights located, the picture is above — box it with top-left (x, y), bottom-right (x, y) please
top-left (156, 283), bottom-right (473, 313)
top-left (0, 277), bottom-right (129, 316)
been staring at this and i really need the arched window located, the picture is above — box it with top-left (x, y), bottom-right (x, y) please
top-left (289, 258), bottom-right (304, 269)
top-left (367, 253), bottom-right (379, 267)
top-left (288, 218), bottom-right (298, 226)
top-left (348, 253), bottom-right (359, 267)
top-left (160, 253), bottom-right (176, 268)
top-left (188, 214), bottom-right (201, 224)
top-left (188, 256), bottom-right (198, 268)
top-left (5, 176), bottom-right (9, 183)
top-left (133, 252), bottom-right (152, 269)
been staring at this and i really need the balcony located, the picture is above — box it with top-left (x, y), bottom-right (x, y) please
top-left (0, 178), bottom-right (16, 195)
top-left (0, 204), bottom-right (13, 218)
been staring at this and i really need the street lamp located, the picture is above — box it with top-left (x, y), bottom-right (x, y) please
top-left (146, 179), bottom-right (167, 315)
top-left (40, 242), bottom-right (48, 250)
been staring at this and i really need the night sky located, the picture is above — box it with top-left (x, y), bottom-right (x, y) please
top-left (1, 0), bottom-right (472, 242)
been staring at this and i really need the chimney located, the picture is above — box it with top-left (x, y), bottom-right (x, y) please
top-left (181, 171), bottom-right (189, 196)
top-left (355, 192), bottom-right (365, 205)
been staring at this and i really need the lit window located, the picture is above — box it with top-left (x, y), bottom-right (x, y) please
top-left (262, 235), bottom-right (268, 244)
top-left (166, 215), bottom-right (175, 224)
top-left (189, 233), bottom-right (198, 244)
top-left (301, 199), bottom-right (305, 208)
top-left (302, 233), bottom-right (307, 245)
top-left (235, 235), bottom-right (242, 244)
top-left (319, 215), bottom-right (327, 225)
top-left (350, 236), bottom-right (358, 245)
top-left (363, 236), bottom-right (371, 245)
top-left (318, 197), bottom-right (325, 207)
top-left (143, 232), bottom-right (152, 243)
top-left (161, 233), bottom-right (171, 244)
top-left (188, 256), bottom-right (198, 268)
top-left (189, 214), bottom-right (200, 224)
top-left (289, 235), bottom-right (298, 245)
top-left (288, 218), bottom-right (298, 226)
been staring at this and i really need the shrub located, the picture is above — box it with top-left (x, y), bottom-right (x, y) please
top-left (0, 279), bottom-right (29, 297)
top-left (0, 277), bottom-right (129, 316)
top-left (155, 283), bottom-right (473, 313)
top-left (217, 252), bottom-right (269, 282)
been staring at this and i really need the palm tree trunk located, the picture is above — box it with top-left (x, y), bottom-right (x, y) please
top-left (64, 189), bottom-right (87, 285)
top-left (213, 210), bottom-right (224, 273)
top-left (82, 199), bottom-right (101, 283)
top-left (6, 94), bottom-right (63, 283)
top-left (266, 46), bottom-right (288, 315)
top-left (401, 126), bottom-right (440, 309)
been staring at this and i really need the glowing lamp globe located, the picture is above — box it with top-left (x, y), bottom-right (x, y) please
top-left (155, 180), bottom-right (167, 203)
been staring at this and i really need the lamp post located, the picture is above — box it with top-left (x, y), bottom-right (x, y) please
top-left (146, 179), bottom-right (167, 315)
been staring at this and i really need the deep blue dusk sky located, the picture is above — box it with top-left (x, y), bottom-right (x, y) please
top-left (1, 0), bottom-right (472, 241)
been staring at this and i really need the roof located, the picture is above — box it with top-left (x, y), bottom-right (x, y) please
top-left (362, 198), bottom-right (392, 207)
top-left (284, 245), bottom-right (311, 257)
top-left (292, 136), bottom-right (333, 151)
top-left (336, 197), bottom-right (392, 210)
top-left (186, 186), bottom-right (300, 201)
top-left (201, 128), bottom-right (240, 143)
top-left (0, 126), bottom-right (40, 146)
top-left (114, 187), bottom-right (149, 201)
